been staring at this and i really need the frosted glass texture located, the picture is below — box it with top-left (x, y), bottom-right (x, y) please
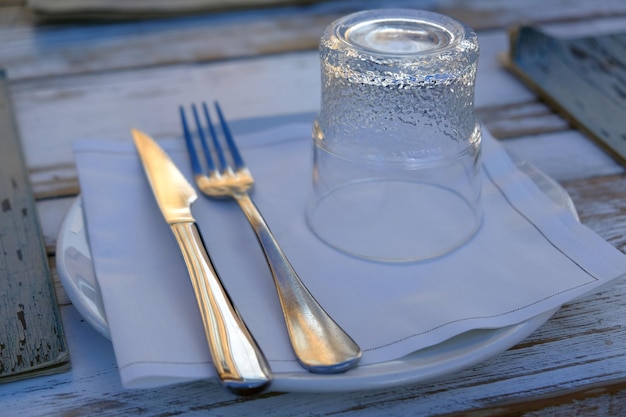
top-left (308, 9), bottom-right (483, 262)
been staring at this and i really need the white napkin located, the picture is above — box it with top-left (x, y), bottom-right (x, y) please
top-left (73, 121), bottom-right (626, 389)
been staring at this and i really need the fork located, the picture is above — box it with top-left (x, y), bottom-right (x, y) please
top-left (180, 102), bottom-right (361, 374)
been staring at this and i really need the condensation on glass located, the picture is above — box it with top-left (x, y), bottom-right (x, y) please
top-left (307, 9), bottom-right (483, 262)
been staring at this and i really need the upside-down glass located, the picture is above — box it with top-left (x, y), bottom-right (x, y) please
top-left (306, 9), bottom-right (483, 262)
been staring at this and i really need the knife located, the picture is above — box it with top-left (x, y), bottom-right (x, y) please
top-left (131, 129), bottom-right (272, 395)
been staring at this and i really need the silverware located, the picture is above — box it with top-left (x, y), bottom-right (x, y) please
top-left (131, 129), bottom-right (272, 395)
top-left (179, 102), bottom-right (362, 374)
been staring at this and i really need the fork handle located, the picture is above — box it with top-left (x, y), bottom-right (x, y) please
top-left (234, 193), bottom-right (362, 374)
top-left (171, 222), bottom-right (272, 395)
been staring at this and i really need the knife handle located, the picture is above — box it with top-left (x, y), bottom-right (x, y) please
top-left (171, 222), bottom-right (272, 395)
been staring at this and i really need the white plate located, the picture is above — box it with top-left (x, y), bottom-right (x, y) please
top-left (56, 157), bottom-right (574, 392)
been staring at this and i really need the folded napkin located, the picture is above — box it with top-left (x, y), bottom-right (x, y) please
top-left (73, 120), bottom-right (626, 390)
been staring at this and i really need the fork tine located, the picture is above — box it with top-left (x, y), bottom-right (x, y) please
top-left (179, 106), bottom-right (204, 176)
top-left (202, 102), bottom-right (228, 171)
top-left (191, 104), bottom-right (217, 173)
top-left (214, 101), bottom-right (246, 171)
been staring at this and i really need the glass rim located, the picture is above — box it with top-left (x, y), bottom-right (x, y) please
top-left (328, 9), bottom-right (471, 58)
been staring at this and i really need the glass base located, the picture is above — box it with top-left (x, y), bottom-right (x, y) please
top-left (307, 178), bottom-right (482, 262)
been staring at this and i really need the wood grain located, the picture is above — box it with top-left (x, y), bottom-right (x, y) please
top-left (564, 174), bottom-right (626, 253)
top-left (477, 101), bottom-right (570, 139)
top-left (508, 26), bottom-right (626, 166)
top-left (0, 72), bottom-right (70, 382)
top-left (2, 1), bottom-right (626, 81)
top-left (26, 0), bottom-right (314, 21)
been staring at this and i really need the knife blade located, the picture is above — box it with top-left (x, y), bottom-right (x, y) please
top-left (131, 128), bottom-right (272, 395)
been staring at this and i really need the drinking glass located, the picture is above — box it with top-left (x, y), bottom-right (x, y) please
top-left (307, 9), bottom-right (483, 262)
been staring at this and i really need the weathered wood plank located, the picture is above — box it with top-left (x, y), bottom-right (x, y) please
top-left (460, 380), bottom-right (626, 416)
top-left (500, 130), bottom-right (624, 183)
top-left (26, 0), bottom-right (319, 21)
top-left (442, 0), bottom-right (626, 33)
top-left (1, 3), bottom-right (626, 81)
top-left (11, 0), bottom-right (626, 29)
top-left (564, 174), bottom-right (626, 253)
top-left (508, 27), bottom-right (626, 166)
top-left (477, 101), bottom-right (570, 139)
top-left (0, 71), bottom-right (69, 382)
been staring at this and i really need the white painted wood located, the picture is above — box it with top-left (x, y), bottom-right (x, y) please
top-left (440, 0), bottom-right (626, 30)
top-left (538, 15), bottom-right (626, 38)
top-left (501, 130), bottom-right (625, 182)
top-left (564, 175), bottom-right (626, 254)
top-left (2, 1), bottom-right (626, 82)
top-left (478, 101), bottom-right (571, 139)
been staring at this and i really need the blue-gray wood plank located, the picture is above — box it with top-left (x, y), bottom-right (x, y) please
top-left (0, 70), bottom-right (70, 382)
top-left (508, 26), bottom-right (626, 166)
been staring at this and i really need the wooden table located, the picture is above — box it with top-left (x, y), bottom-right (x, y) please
top-left (2, 1), bottom-right (626, 415)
